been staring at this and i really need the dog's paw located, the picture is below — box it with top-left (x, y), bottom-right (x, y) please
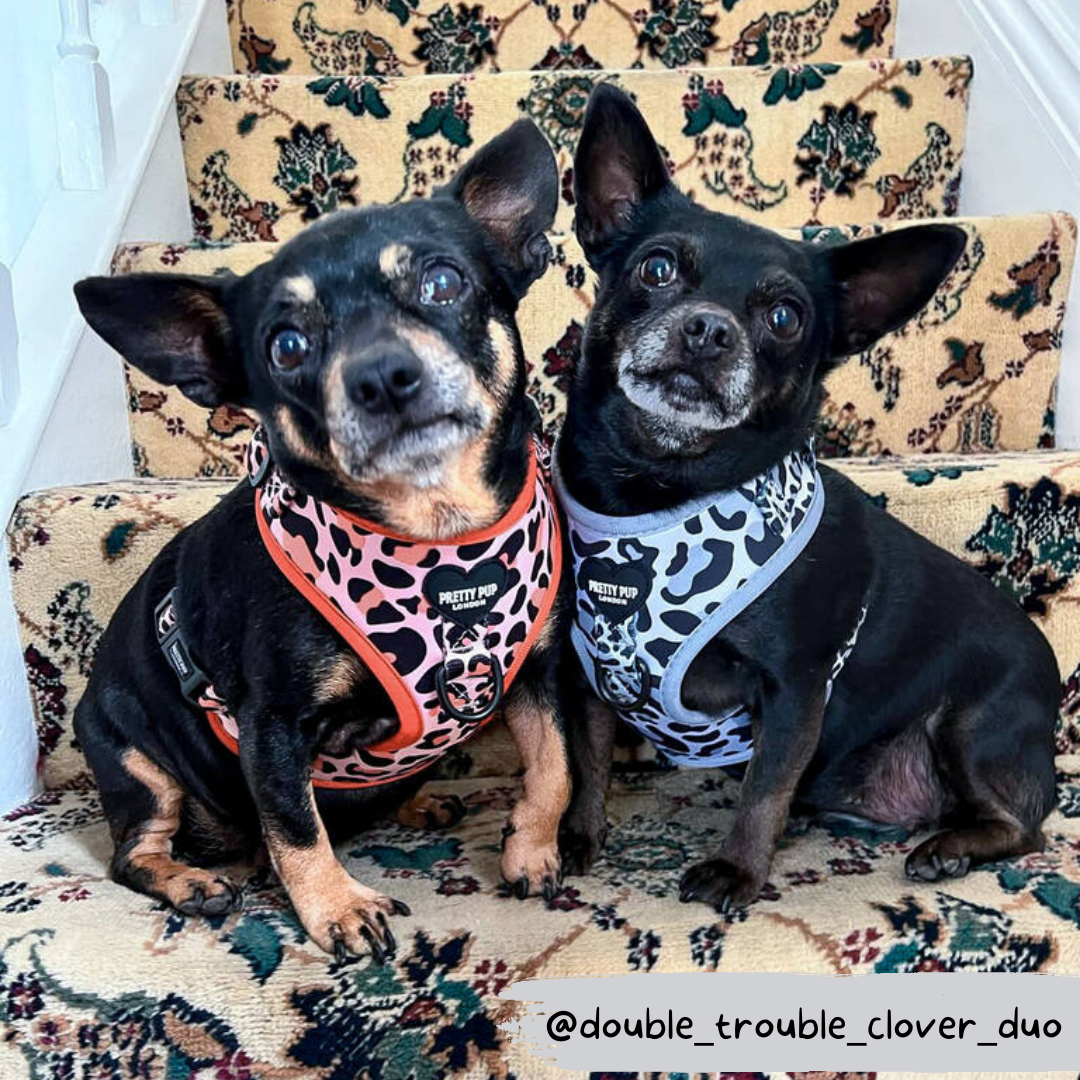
top-left (679, 856), bottom-right (763, 913)
top-left (558, 818), bottom-right (608, 877)
top-left (296, 876), bottom-right (410, 964)
top-left (395, 791), bottom-right (467, 831)
top-left (500, 825), bottom-right (562, 902)
top-left (905, 832), bottom-right (973, 883)
top-left (172, 869), bottom-right (244, 917)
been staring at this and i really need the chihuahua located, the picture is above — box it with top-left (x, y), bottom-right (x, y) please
top-left (556, 85), bottom-right (1059, 913)
top-left (73, 120), bottom-right (570, 961)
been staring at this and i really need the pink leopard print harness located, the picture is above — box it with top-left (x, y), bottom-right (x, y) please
top-left (158, 426), bottom-right (561, 789)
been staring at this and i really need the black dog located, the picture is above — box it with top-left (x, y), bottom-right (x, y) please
top-left (557, 85), bottom-right (1059, 912)
top-left (72, 120), bottom-right (570, 961)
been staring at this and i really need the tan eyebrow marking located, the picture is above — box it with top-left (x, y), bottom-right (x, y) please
top-left (281, 275), bottom-right (317, 304)
top-left (379, 244), bottom-right (413, 280)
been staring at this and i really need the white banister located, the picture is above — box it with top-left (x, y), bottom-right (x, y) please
top-left (0, 263), bottom-right (17, 427)
top-left (53, 0), bottom-right (116, 190)
top-left (139, 0), bottom-right (178, 26)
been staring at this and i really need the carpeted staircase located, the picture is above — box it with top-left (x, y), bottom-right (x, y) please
top-left (3, 0), bottom-right (1080, 1075)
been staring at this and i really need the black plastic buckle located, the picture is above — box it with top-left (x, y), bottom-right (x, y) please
top-left (436, 658), bottom-right (504, 724)
top-left (595, 656), bottom-right (651, 711)
top-left (154, 589), bottom-right (211, 705)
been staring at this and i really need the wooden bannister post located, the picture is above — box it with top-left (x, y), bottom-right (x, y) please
top-left (53, 0), bottom-right (116, 190)
top-left (0, 263), bottom-right (19, 426)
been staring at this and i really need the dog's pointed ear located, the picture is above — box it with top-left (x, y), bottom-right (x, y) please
top-left (74, 273), bottom-right (244, 408)
top-left (828, 224), bottom-right (968, 357)
top-left (573, 83), bottom-right (672, 262)
top-left (442, 119), bottom-right (558, 297)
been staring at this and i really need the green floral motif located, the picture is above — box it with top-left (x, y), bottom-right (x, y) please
top-left (796, 101), bottom-right (881, 196)
top-left (903, 464), bottom-right (985, 488)
top-left (289, 931), bottom-right (503, 1078)
top-left (683, 77), bottom-right (787, 211)
top-left (762, 62), bottom-right (841, 104)
top-left (636, 0), bottom-right (718, 68)
top-left (735, 0), bottom-right (842, 67)
top-left (273, 122), bottom-right (359, 221)
top-left (414, 3), bottom-right (496, 73)
top-left (407, 86), bottom-right (474, 146)
top-left (998, 865), bottom-right (1080, 926)
top-left (360, 0), bottom-right (421, 25)
top-left (966, 479), bottom-right (1080, 615)
top-left (236, 27), bottom-right (292, 74)
top-left (307, 75), bottom-right (391, 118)
top-left (519, 74), bottom-right (601, 151)
top-left (294, 2), bottom-right (404, 75)
top-left (874, 894), bottom-right (1053, 972)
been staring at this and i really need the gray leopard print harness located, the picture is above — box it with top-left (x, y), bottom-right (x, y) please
top-left (556, 444), bottom-right (854, 768)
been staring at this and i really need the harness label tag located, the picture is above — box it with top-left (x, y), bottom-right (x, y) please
top-left (423, 560), bottom-right (508, 627)
top-left (579, 557), bottom-right (651, 622)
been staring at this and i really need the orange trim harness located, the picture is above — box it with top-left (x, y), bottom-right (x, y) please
top-left (156, 427), bottom-right (562, 789)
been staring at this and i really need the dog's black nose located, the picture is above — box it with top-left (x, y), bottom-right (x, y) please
top-left (682, 311), bottom-right (738, 358)
top-left (347, 354), bottom-right (424, 413)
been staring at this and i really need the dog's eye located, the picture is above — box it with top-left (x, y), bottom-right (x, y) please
top-left (639, 250), bottom-right (678, 289)
top-left (765, 303), bottom-right (802, 339)
top-left (420, 263), bottom-right (464, 306)
top-left (269, 328), bottom-right (310, 371)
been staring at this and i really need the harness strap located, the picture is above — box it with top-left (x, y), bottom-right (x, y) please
top-left (154, 590), bottom-right (211, 705)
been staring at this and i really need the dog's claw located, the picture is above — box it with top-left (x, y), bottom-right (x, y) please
top-left (516, 875), bottom-right (529, 900)
top-left (330, 926), bottom-right (348, 965)
top-left (391, 899), bottom-right (411, 917)
top-left (543, 876), bottom-right (556, 903)
top-left (361, 925), bottom-right (386, 965)
top-left (377, 912), bottom-right (397, 957)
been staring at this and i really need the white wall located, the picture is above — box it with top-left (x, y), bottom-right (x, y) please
top-left (898, 0), bottom-right (1080, 447)
top-left (0, 1), bottom-right (231, 814)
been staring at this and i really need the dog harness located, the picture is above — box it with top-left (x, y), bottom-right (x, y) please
top-left (157, 426), bottom-right (561, 789)
top-left (556, 444), bottom-right (852, 769)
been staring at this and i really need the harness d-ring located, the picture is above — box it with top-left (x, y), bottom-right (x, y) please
top-left (595, 656), bottom-right (652, 711)
top-left (436, 660), bottom-right (504, 724)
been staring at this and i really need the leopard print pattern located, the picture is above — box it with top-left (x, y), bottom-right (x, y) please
top-left (200, 428), bottom-right (561, 788)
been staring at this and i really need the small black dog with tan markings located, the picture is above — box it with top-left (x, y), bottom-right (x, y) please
top-left (556, 85), bottom-right (1059, 913)
top-left (73, 120), bottom-right (570, 962)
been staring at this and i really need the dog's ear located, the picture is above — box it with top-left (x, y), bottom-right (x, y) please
top-left (573, 83), bottom-right (672, 262)
top-left (828, 225), bottom-right (968, 357)
top-left (442, 119), bottom-right (558, 297)
top-left (74, 273), bottom-right (243, 408)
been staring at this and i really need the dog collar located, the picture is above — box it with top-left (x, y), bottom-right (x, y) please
top-left (162, 426), bottom-right (561, 789)
top-left (555, 443), bottom-right (831, 768)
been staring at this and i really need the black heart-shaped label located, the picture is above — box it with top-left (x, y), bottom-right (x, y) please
top-left (424, 560), bottom-right (508, 626)
top-left (579, 557), bottom-right (651, 622)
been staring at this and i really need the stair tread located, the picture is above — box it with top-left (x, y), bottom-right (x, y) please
top-left (228, 0), bottom-right (899, 77)
top-left (113, 211), bottom-right (1075, 478)
top-left (11, 447), bottom-right (1080, 792)
top-left (178, 58), bottom-right (973, 241)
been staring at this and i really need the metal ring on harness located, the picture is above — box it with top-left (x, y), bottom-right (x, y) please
top-left (595, 656), bottom-right (652, 711)
top-left (436, 659), bottom-right (504, 724)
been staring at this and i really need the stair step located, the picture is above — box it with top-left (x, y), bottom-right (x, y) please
top-left (179, 57), bottom-right (971, 241)
top-left (11, 445), bottom-right (1080, 791)
top-left (113, 211), bottom-right (1075, 479)
top-left (228, 0), bottom-right (898, 77)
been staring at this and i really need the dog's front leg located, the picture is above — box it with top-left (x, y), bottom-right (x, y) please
top-left (501, 681), bottom-right (571, 900)
top-left (680, 681), bottom-right (826, 913)
top-left (237, 713), bottom-right (408, 962)
top-left (559, 693), bottom-right (618, 875)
